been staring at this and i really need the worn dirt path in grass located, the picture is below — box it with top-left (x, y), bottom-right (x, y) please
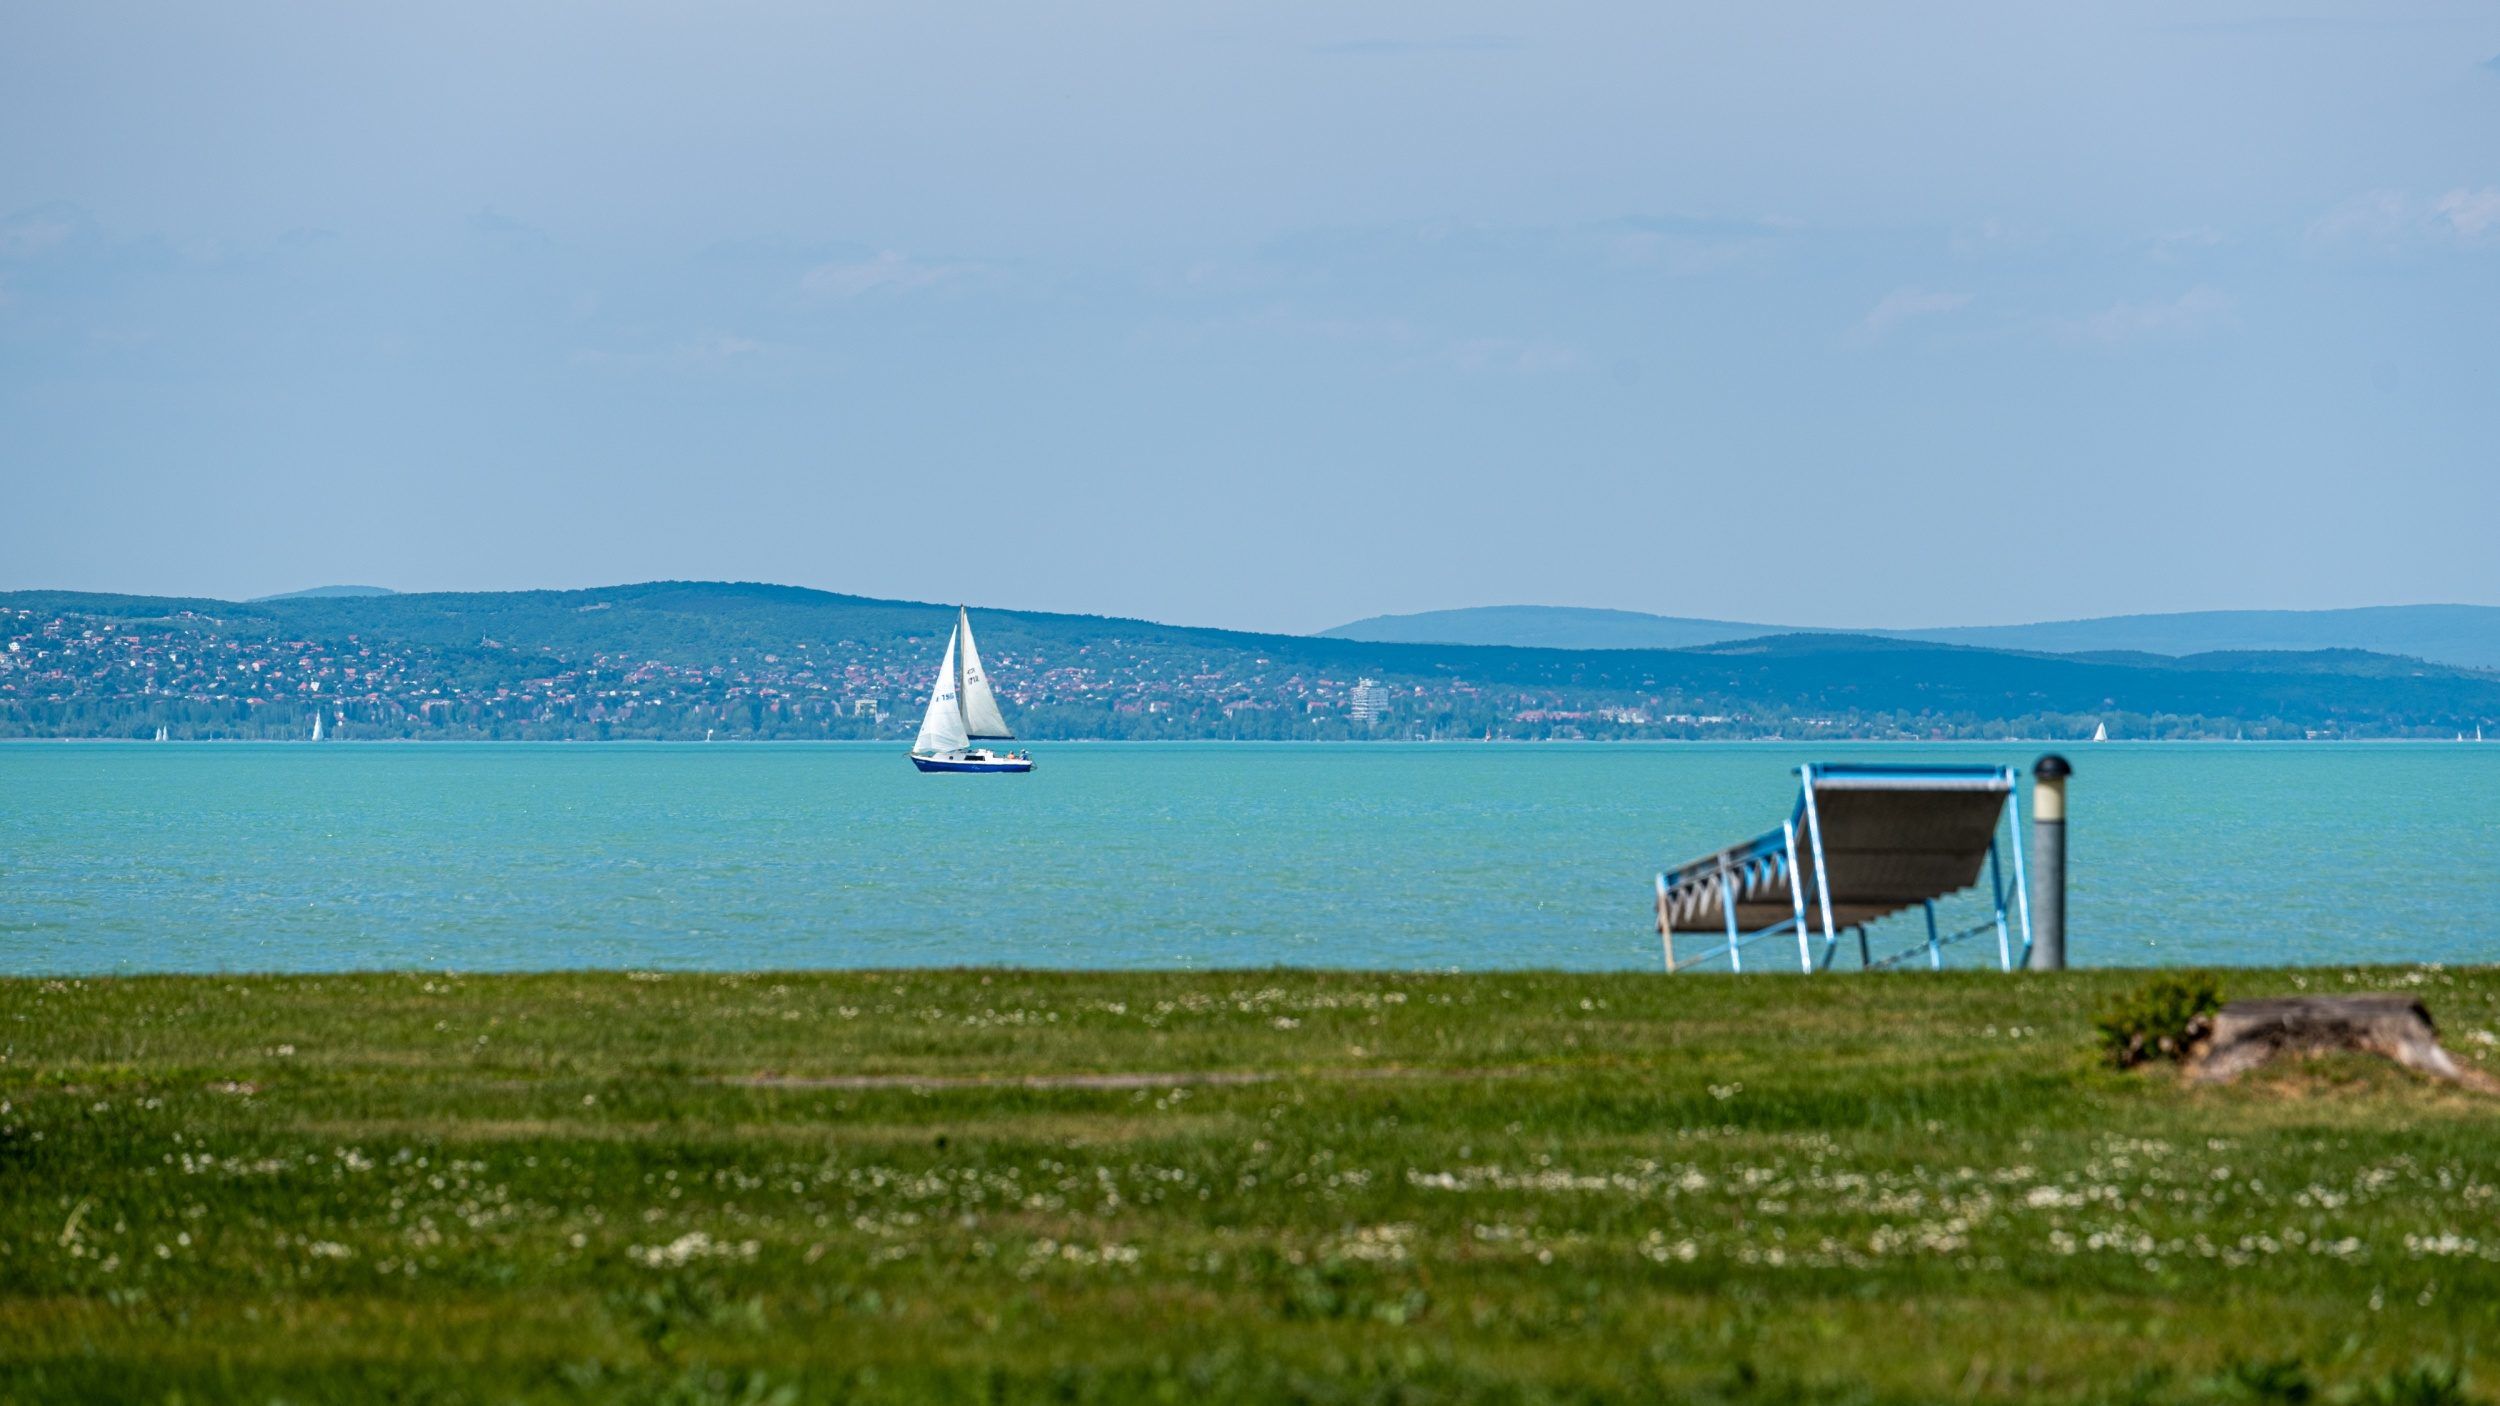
top-left (726, 1064), bottom-right (1535, 1091)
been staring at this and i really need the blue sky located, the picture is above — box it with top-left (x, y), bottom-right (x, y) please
top-left (4, 3), bottom-right (2496, 632)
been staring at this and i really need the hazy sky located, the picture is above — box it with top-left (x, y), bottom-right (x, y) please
top-left (5, 3), bottom-right (2497, 632)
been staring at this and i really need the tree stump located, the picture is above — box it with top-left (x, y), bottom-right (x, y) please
top-left (2185, 994), bottom-right (2490, 1089)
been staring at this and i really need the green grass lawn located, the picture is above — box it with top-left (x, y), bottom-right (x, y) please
top-left (5, 966), bottom-right (2498, 1404)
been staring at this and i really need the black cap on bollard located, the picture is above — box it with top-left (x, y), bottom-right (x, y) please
top-left (2034, 754), bottom-right (2072, 781)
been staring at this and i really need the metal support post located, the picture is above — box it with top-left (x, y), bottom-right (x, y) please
top-left (1720, 870), bottom-right (1742, 973)
top-left (2028, 755), bottom-right (2071, 970)
top-left (1783, 822), bottom-right (1811, 973)
top-left (1799, 767), bottom-right (1840, 965)
top-left (1988, 839), bottom-right (2012, 972)
top-left (1657, 874), bottom-right (1675, 973)
top-left (2004, 766), bottom-right (2034, 967)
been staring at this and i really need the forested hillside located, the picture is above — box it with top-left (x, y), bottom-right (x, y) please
top-left (5, 582), bottom-right (2497, 741)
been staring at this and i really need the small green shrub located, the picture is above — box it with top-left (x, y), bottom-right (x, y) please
top-left (2096, 976), bottom-right (2221, 1069)
top-left (2203, 1355), bottom-right (2314, 1403)
top-left (2355, 1361), bottom-right (2472, 1406)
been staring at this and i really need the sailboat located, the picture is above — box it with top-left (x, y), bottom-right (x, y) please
top-left (311, 710), bottom-right (324, 741)
top-left (2090, 721), bottom-right (2108, 742)
top-left (154, 725), bottom-right (169, 742)
top-left (910, 608), bottom-right (1032, 774)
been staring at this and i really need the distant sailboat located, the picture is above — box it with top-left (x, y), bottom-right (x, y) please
top-left (155, 725), bottom-right (169, 742)
top-left (910, 609), bottom-right (1032, 774)
top-left (2091, 721), bottom-right (2108, 743)
top-left (311, 710), bottom-right (324, 741)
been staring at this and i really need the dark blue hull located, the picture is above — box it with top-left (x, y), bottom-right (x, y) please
top-left (910, 753), bottom-right (1034, 774)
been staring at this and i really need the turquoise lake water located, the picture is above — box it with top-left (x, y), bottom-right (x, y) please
top-left (4, 742), bottom-right (2494, 974)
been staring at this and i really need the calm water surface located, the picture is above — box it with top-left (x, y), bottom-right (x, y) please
top-left (4, 742), bottom-right (2493, 974)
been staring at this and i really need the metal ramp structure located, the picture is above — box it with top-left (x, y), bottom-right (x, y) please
top-left (1652, 763), bottom-right (2033, 973)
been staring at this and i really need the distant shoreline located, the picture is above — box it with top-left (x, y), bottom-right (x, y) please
top-left (12, 582), bottom-right (2496, 745)
top-left (2, 736), bottom-right (2490, 747)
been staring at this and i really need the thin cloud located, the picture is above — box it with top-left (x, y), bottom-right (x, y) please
top-left (2058, 285), bottom-right (2232, 346)
top-left (572, 333), bottom-right (780, 370)
top-left (1586, 215), bottom-right (1802, 274)
top-left (2164, 14), bottom-right (2420, 34)
top-left (0, 203), bottom-right (94, 258)
top-left (1218, 306), bottom-right (1418, 346)
top-left (2307, 190), bottom-right (2420, 250)
top-left (2146, 226), bottom-right (2226, 262)
top-left (1257, 215), bottom-right (1801, 280)
top-left (799, 250), bottom-right (975, 300)
top-left (1200, 306), bottom-right (1579, 376)
top-left (2435, 188), bottom-right (2500, 240)
top-left (1446, 336), bottom-right (1582, 375)
top-left (2307, 188), bottom-right (2500, 252)
top-left (687, 333), bottom-right (765, 360)
top-left (466, 208), bottom-right (549, 244)
top-left (1855, 287), bottom-right (1972, 340)
top-left (1307, 36), bottom-right (1522, 57)
top-left (1948, 217), bottom-right (2047, 259)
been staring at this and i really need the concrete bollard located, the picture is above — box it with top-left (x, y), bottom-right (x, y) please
top-left (2027, 754), bottom-right (2070, 970)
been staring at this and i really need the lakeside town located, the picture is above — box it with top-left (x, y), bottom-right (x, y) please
top-left (0, 601), bottom-right (1752, 742)
top-left (6, 590), bottom-right (2484, 743)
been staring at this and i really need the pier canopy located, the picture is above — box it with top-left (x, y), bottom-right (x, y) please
top-left (1653, 763), bottom-right (2032, 973)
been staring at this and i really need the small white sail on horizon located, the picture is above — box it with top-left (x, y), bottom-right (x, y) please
top-left (311, 710), bottom-right (324, 741)
top-left (155, 725), bottom-right (169, 742)
top-left (2091, 721), bottom-right (2108, 742)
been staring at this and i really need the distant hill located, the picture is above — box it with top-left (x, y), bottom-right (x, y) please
top-left (6, 581), bottom-right (2498, 740)
top-left (251, 585), bottom-right (398, 602)
top-left (1318, 605), bottom-right (1782, 651)
top-left (1324, 604), bottom-right (2500, 672)
top-left (1897, 607), bottom-right (2500, 671)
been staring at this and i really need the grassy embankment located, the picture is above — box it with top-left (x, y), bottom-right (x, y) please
top-left (4, 967), bottom-right (2498, 1404)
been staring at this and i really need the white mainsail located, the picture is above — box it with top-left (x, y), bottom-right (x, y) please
top-left (912, 623), bottom-right (971, 756)
top-left (955, 608), bottom-right (1013, 741)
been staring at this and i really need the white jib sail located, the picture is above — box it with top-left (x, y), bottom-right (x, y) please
top-left (913, 623), bottom-right (970, 755)
top-left (955, 609), bottom-right (1013, 740)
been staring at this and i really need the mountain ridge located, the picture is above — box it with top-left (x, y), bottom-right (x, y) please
top-left (1323, 603), bottom-right (2500, 671)
top-left (251, 584), bottom-right (400, 601)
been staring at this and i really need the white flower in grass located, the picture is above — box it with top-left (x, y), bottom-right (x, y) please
top-left (627, 1231), bottom-right (758, 1268)
top-left (1325, 1223), bottom-right (1415, 1264)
